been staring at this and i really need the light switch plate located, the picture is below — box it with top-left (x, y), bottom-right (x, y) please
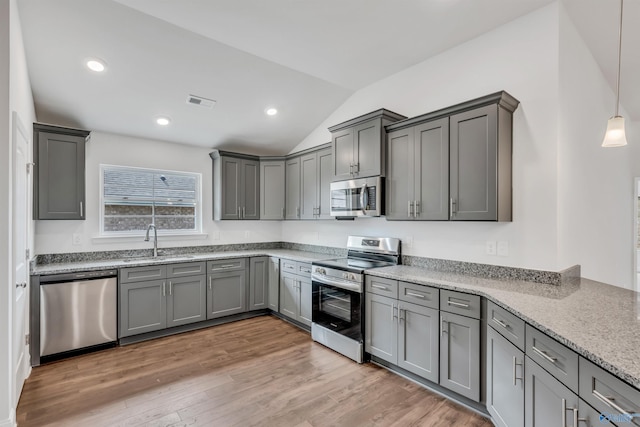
top-left (486, 241), bottom-right (496, 255)
top-left (244, 230), bottom-right (251, 239)
top-left (72, 234), bottom-right (82, 245)
top-left (497, 241), bottom-right (509, 257)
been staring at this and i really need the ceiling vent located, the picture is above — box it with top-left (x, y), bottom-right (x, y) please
top-left (186, 94), bottom-right (216, 109)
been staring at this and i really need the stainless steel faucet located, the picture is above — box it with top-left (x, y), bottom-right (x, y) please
top-left (144, 224), bottom-right (158, 257)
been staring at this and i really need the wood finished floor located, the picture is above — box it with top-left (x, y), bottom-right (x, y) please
top-left (17, 316), bottom-right (493, 427)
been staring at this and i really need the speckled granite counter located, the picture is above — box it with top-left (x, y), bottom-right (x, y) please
top-left (367, 265), bottom-right (640, 390)
top-left (31, 249), bottom-right (335, 276)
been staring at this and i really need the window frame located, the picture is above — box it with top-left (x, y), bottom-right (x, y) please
top-left (99, 164), bottom-right (203, 237)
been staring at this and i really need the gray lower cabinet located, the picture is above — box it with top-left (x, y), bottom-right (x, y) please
top-left (249, 257), bottom-right (269, 311)
top-left (207, 268), bottom-right (247, 319)
top-left (486, 325), bottom-right (524, 427)
top-left (268, 257), bottom-right (279, 311)
top-left (120, 279), bottom-right (166, 337)
top-left (278, 261), bottom-right (312, 326)
top-left (166, 275), bottom-right (207, 327)
top-left (440, 311), bottom-right (480, 401)
top-left (33, 123), bottom-right (90, 220)
top-left (365, 292), bottom-right (439, 383)
top-left (259, 159), bottom-right (285, 220)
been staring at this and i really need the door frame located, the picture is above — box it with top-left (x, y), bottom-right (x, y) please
top-left (634, 178), bottom-right (640, 294)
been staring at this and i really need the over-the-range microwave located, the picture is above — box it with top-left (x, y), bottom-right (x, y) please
top-left (330, 176), bottom-right (383, 218)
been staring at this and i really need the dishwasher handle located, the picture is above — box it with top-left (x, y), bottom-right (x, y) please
top-left (39, 269), bottom-right (118, 284)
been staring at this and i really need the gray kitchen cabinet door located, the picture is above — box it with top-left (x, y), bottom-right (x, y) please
top-left (525, 355), bottom-right (579, 427)
top-left (34, 128), bottom-right (88, 220)
top-left (450, 105), bottom-right (497, 221)
top-left (241, 159), bottom-right (260, 220)
top-left (220, 156), bottom-right (241, 220)
top-left (166, 275), bottom-right (207, 328)
top-left (249, 257), bottom-right (269, 311)
top-left (487, 326), bottom-right (524, 427)
top-left (397, 301), bottom-right (439, 383)
top-left (386, 127), bottom-right (414, 220)
top-left (415, 118), bottom-right (449, 220)
top-left (207, 269), bottom-right (247, 319)
top-left (260, 160), bottom-right (285, 220)
top-left (365, 293), bottom-right (397, 364)
top-left (353, 119), bottom-right (382, 179)
top-left (298, 275), bottom-right (312, 326)
top-left (317, 148), bottom-right (333, 219)
top-left (279, 272), bottom-right (298, 319)
top-left (440, 311), bottom-right (481, 401)
top-left (332, 127), bottom-right (354, 181)
top-left (300, 152), bottom-right (318, 220)
top-left (285, 157), bottom-right (301, 219)
top-left (268, 257), bottom-right (279, 311)
top-left (119, 279), bottom-right (167, 337)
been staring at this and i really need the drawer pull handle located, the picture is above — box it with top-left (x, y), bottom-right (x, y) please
top-left (447, 300), bottom-right (470, 308)
top-left (372, 284), bottom-right (388, 290)
top-left (493, 318), bottom-right (509, 329)
top-left (406, 291), bottom-right (425, 299)
top-left (532, 345), bottom-right (557, 364)
top-left (592, 389), bottom-right (632, 416)
top-left (286, 265), bottom-right (295, 270)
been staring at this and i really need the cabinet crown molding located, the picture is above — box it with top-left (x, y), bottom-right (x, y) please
top-left (328, 108), bottom-right (407, 133)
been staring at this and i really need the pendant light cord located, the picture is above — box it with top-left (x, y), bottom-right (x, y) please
top-left (615, 0), bottom-right (624, 117)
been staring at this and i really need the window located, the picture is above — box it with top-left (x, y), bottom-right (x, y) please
top-left (100, 165), bottom-right (201, 235)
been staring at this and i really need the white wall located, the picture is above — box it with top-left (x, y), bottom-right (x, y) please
top-left (557, 5), bottom-right (639, 289)
top-left (285, 4), bottom-right (562, 271)
top-left (34, 132), bottom-right (281, 254)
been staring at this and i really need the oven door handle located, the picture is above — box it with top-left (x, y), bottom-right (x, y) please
top-left (360, 183), bottom-right (368, 215)
top-left (312, 275), bottom-right (362, 293)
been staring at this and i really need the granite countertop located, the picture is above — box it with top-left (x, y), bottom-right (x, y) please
top-left (31, 249), bottom-right (334, 276)
top-left (367, 265), bottom-right (640, 390)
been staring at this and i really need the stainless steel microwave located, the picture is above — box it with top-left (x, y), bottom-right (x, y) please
top-left (330, 177), bottom-right (383, 217)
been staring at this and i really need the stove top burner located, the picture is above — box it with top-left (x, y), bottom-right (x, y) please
top-left (312, 257), bottom-right (395, 273)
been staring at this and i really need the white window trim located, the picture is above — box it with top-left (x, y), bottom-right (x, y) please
top-left (99, 164), bottom-right (203, 237)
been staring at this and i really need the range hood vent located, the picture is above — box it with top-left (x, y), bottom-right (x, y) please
top-left (186, 94), bottom-right (216, 109)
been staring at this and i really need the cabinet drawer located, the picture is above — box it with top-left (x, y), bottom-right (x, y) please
top-left (440, 290), bottom-right (480, 319)
top-left (525, 324), bottom-right (579, 393)
top-left (579, 357), bottom-right (640, 424)
top-left (487, 300), bottom-right (525, 351)
top-left (207, 258), bottom-right (246, 273)
top-left (366, 276), bottom-right (398, 299)
top-left (120, 265), bottom-right (166, 283)
top-left (281, 259), bottom-right (298, 274)
top-left (167, 261), bottom-right (206, 278)
top-left (398, 281), bottom-right (438, 309)
top-left (297, 262), bottom-right (312, 276)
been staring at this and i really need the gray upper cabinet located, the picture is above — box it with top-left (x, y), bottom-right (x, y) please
top-left (300, 147), bottom-right (332, 220)
top-left (386, 118), bottom-right (449, 220)
top-left (486, 325), bottom-right (524, 427)
top-left (317, 148), bottom-right (333, 218)
top-left (33, 123), bottom-right (90, 220)
top-left (249, 257), bottom-right (269, 311)
top-left (285, 156), bottom-right (301, 219)
top-left (329, 109), bottom-right (407, 181)
top-left (210, 150), bottom-right (260, 220)
top-left (440, 311), bottom-right (481, 401)
top-left (259, 159), bottom-right (285, 220)
top-left (268, 257), bottom-right (279, 311)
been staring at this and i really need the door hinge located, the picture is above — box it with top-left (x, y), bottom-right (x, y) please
top-left (25, 334), bottom-right (30, 345)
top-left (26, 249), bottom-right (30, 259)
top-left (26, 162), bottom-right (34, 174)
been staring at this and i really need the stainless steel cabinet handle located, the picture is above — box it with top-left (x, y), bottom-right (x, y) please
top-left (592, 389), bottom-right (631, 416)
top-left (169, 281), bottom-right (172, 296)
top-left (408, 201), bottom-right (413, 218)
top-left (237, 206), bottom-right (241, 218)
top-left (493, 317), bottom-right (509, 329)
top-left (414, 200), bottom-right (420, 216)
top-left (390, 302), bottom-right (394, 321)
top-left (371, 284), bottom-right (388, 290)
top-left (353, 163), bottom-right (359, 174)
top-left (532, 345), bottom-right (557, 363)
top-left (512, 356), bottom-right (523, 385)
top-left (162, 281), bottom-right (166, 297)
top-left (447, 300), bottom-right (470, 308)
top-left (440, 315), bottom-right (447, 337)
top-left (15, 282), bottom-right (27, 288)
top-left (296, 207), bottom-right (300, 218)
top-left (562, 399), bottom-right (567, 427)
top-left (217, 264), bottom-right (236, 269)
top-left (349, 163), bottom-right (353, 175)
top-left (208, 276), bottom-right (212, 290)
top-left (406, 291), bottom-right (425, 299)
top-left (399, 308), bottom-right (405, 322)
top-left (80, 201), bottom-right (83, 217)
top-left (450, 198), bottom-right (456, 217)
top-left (242, 206), bottom-right (245, 219)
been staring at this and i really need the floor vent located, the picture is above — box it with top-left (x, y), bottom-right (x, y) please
top-left (186, 95), bottom-right (216, 109)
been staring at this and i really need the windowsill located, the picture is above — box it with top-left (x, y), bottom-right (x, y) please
top-left (91, 233), bottom-right (208, 244)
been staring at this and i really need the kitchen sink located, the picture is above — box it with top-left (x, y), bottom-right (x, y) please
top-left (122, 255), bottom-right (197, 263)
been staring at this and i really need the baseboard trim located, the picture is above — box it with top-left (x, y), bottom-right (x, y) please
top-left (0, 410), bottom-right (16, 427)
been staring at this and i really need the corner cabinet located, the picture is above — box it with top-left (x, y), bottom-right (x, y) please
top-left (300, 147), bottom-right (332, 219)
top-left (386, 91), bottom-right (519, 222)
top-left (249, 257), bottom-right (269, 311)
top-left (210, 150), bottom-right (260, 220)
top-left (259, 159), bottom-right (285, 220)
top-left (329, 109), bottom-right (406, 181)
top-left (278, 260), bottom-right (312, 327)
top-left (33, 123), bottom-right (91, 220)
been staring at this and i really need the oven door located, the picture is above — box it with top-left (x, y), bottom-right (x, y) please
top-left (312, 280), bottom-right (363, 342)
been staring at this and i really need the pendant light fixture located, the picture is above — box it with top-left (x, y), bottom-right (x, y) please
top-left (602, 0), bottom-right (628, 147)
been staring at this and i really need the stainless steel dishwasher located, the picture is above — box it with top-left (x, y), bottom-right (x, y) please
top-left (39, 269), bottom-right (118, 358)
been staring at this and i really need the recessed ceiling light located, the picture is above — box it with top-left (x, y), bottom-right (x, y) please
top-left (265, 107), bottom-right (278, 116)
top-left (86, 58), bottom-right (106, 72)
top-left (156, 117), bottom-right (171, 126)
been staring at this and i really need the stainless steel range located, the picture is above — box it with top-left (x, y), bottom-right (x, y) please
top-left (311, 236), bottom-right (401, 363)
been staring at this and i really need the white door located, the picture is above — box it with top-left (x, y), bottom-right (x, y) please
top-left (12, 112), bottom-right (30, 401)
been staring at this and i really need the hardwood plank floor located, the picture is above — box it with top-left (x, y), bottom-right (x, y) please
top-left (17, 316), bottom-right (493, 427)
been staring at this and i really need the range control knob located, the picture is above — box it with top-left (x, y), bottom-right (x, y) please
top-left (342, 272), bottom-right (349, 279)
top-left (349, 273), bottom-right (356, 281)
top-left (315, 268), bottom-right (326, 275)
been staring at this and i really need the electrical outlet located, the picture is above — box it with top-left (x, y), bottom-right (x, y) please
top-left (213, 231), bottom-right (220, 240)
top-left (244, 230), bottom-right (251, 239)
top-left (72, 234), bottom-right (82, 245)
top-left (486, 241), bottom-right (496, 255)
top-left (403, 237), bottom-right (413, 249)
top-left (497, 241), bottom-right (509, 257)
